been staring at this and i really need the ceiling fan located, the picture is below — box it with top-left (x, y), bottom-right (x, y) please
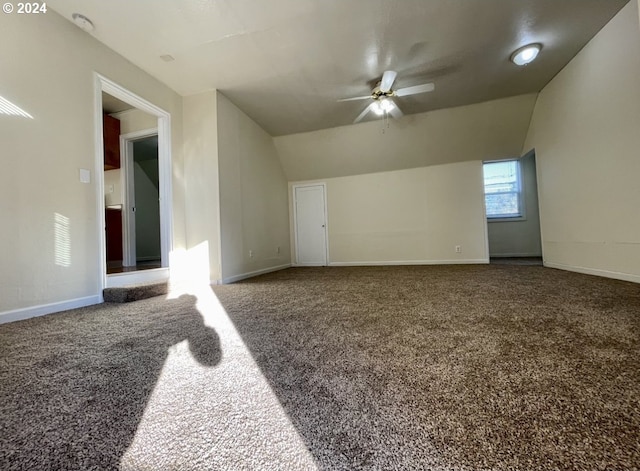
top-left (338, 70), bottom-right (435, 124)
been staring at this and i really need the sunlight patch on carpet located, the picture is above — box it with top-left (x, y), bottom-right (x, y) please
top-left (120, 286), bottom-right (319, 470)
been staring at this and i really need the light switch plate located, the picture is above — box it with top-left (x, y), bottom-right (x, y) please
top-left (79, 168), bottom-right (91, 184)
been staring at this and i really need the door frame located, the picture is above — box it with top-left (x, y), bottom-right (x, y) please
top-left (94, 73), bottom-right (173, 293)
top-left (292, 182), bottom-right (329, 266)
top-left (120, 128), bottom-right (159, 267)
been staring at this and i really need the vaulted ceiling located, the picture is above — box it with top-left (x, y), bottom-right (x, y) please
top-left (49, 0), bottom-right (629, 136)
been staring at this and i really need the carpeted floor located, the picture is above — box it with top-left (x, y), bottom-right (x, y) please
top-left (1, 265), bottom-right (639, 470)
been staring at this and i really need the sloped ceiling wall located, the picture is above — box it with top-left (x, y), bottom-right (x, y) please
top-left (273, 93), bottom-right (537, 182)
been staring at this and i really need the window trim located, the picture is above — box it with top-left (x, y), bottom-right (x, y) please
top-left (483, 158), bottom-right (526, 222)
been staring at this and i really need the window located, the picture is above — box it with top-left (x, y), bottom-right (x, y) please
top-left (483, 159), bottom-right (523, 219)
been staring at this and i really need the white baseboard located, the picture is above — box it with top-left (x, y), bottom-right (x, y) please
top-left (328, 259), bottom-right (489, 267)
top-left (543, 261), bottom-right (640, 284)
top-left (544, 261), bottom-right (640, 283)
top-left (0, 295), bottom-right (102, 325)
top-left (490, 252), bottom-right (542, 258)
top-left (221, 263), bottom-right (292, 284)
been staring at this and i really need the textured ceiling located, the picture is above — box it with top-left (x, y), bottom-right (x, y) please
top-left (50, 0), bottom-right (629, 136)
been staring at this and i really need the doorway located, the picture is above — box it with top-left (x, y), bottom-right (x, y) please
top-left (293, 183), bottom-right (329, 266)
top-left (95, 74), bottom-right (172, 291)
top-left (118, 132), bottom-right (161, 273)
top-left (484, 150), bottom-right (542, 260)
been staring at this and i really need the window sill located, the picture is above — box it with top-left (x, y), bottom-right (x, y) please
top-left (487, 216), bottom-right (527, 223)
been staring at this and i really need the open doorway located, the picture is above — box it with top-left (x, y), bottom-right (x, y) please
top-left (105, 129), bottom-right (162, 274)
top-left (123, 134), bottom-right (161, 271)
top-left (102, 94), bottom-right (161, 274)
top-left (483, 150), bottom-right (542, 264)
top-left (95, 74), bottom-right (172, 291)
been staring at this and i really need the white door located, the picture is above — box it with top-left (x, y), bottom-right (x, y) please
top-left (294, 184), bottom-right (328, 266)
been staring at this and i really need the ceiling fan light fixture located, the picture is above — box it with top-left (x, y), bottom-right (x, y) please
top-left (372, 99), bottom-right (394, 116)
top-left (380, 98), bottom-right (394, 112)
top-left (346, 70), bottom-right (432, 124)
top-left (511, 43), bottom-right (541, 66)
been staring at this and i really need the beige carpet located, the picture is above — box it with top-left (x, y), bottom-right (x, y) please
top-left (1, 264), bottom-right (639, 470)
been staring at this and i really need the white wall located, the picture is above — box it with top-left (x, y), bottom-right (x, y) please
top-left (278, 94), bottom-right (536, 268)
top-left (182, 91), bottom-right (222, 284)
top-left (113, 108), bottom-right (158, 135)
top-left (523, 0), bottom-right (640, 283)
top-left (104, 169), bottom-right (123, 206)
top-left (274, 94), bottom-right (537, 182)
top-left (487, 152), bottom-right (542, 257)
top-left (0, 10), bottom-right (184, 317)
top-left (217, 93), bottom-right (291, 283)
top-left (291, 161), bottom-right (488, 266)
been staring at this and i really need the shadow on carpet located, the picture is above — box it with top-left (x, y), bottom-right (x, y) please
top-left (0, 294), bottom-right (220, 470)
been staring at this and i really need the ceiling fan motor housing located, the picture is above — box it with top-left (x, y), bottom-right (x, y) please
top-left (372, 87), bottom-right (395, 99)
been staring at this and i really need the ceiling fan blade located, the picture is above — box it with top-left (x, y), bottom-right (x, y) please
top-left (337, 95), bottom-right (373, 102)
top-left (379, 70), bottom-right (398, 93)
top-left (395, 82), bottom-right (435, 97)
top-left (388, 101), bottom-right (404, 120)
top-left (354, 103), bottom-right (375, 124)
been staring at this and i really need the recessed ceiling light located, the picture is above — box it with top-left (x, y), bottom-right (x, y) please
top-left (511, 43), bottom-right (542, 66)
top-left (160, 55), bottom-right (175, 62)
top-left (72, 13), bottom-right (95, 33)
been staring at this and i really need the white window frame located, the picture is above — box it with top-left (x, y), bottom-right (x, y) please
top-left (483, 158), bottom-right (526, 222)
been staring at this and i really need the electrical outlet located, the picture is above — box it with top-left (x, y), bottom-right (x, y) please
top-left (249, 250), bottom-right (253, 258)
top-left (455, 245), bottom-right (462, 253)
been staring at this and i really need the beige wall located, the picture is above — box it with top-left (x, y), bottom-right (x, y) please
top-left (487, 152), bottom-right (542, 257)
top-left (523, 0), bottom-right (640, 283)
top-left (274, 94), bottom-right (537, 182)
top-left (104, 169), bottom-right (123, 206)
top-left (112, 108), bottom-right (158, 135)
top-left (279, 93), bottom-right (536, 268)
top-left (217, 93), bottom-right (291, 282)
top-left (182, 91), bottom-right (222, 284)
top-left (1, 10), bottom-right (184, 315)
top-left (291, 161), bottom-right (488, 265)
